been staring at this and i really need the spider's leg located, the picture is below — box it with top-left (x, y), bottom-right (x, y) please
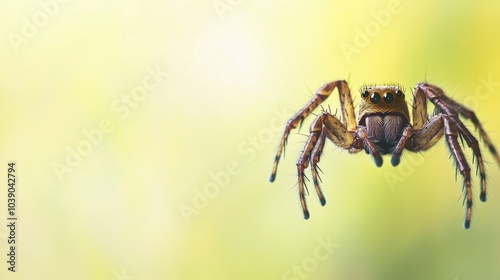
top-left (451, 118), bottom-right (487, 201)
top-left (426, 84), bottom-right (500, 167)
top-left (456, 110), bottom-right (500, 167)
top-left (439, 94), bottom-right (494, 201)
top-left (416, 83), bottom-right (489, 202)
top-left (270, 80), bottom-right (353, 182)
top-left (356, 126), bottom-right (383, 167)
top-left (310, 113), bottom-right (356, 207)
top-left (405, 114), bottom-right (479, 224)
top-left (310, 130), bottom-right (327, 206)
top-left (405, 114), bottom-right (480, 224)
top-left (296, 115), bottom-right (324, 219)
top-left (442, 115), bottom-right (473, 229)
top-left (408, 85), bottom-right (446, 152)
top-left (411, 84), bottom-right (429, 131)
top-left (296, 113), bottom-right (355, 218)
top-left (405, 114), bottom-right (444, 152)
top-left (414, 84), bottom-right (477, 228)
top-left (391, 126), bottom-right (413, 166)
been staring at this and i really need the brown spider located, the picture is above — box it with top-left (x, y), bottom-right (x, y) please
top-left (269, 80), bottom-right (500, 228)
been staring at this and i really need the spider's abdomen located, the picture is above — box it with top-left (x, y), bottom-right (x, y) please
top-left (363, 113), bottom-right (408, 154)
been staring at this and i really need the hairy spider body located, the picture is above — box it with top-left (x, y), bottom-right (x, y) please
top-left (355, 85), bottom-right (411, 163)
top-left (269, 80), bottom-right (500, 229)
top-left (363, 113), bottom-right (406, 155)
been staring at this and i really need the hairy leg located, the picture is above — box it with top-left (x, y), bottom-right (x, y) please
top-left (391, 126), bottom-right (413, 166)
top-left (442, 115), bottom-right (473, 228)
top-left (411, 84), bottom-right (428, 131)
top-left (310, 131), bottom-right (326, 206)
top-left (356, 126), bottom-right (383, 167)
top-left (406, 114), bottom-right (444, 151)
top-left (417, 83), bottom-right (500, 166)
top-left (415, 83), bottom-right (490, 202)
top-left (296, 112), bottom-right (354, 219)
top-left (270, 80), bottom-right (355, 182)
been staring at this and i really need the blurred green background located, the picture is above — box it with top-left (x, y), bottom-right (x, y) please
top-left (1, 0), bottom-right (500, 279)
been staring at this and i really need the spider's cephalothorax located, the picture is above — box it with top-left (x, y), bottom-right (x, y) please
top-left (357, 85), bottom-right (410, 163)
top-left (269, 80), bottom-right (500, 229)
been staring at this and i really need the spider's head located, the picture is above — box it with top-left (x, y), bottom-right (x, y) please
top-left (357, 84), bottom-right (410, 121)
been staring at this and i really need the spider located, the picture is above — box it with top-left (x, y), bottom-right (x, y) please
top-left (269, 80), bottom-right (500, 228)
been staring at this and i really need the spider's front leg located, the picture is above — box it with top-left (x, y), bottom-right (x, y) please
top-left (269, 80), bottom-right (356, 183)
top-left (420, 84), bottom-right (500, 167)
top-left (407, 113), bottom-right (475, 227)
top-left (409, 83), bottom-right (500, 228)
top-left (415, 83), bottom-right (500, 200)
top-left (296, 112), bottom-right (355, 219)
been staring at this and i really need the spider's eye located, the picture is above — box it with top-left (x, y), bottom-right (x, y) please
top-left (396, 90), bottom-right (403, 97)
top-left (370, 92), bottom-right (381, 104)
top-left (383, 92), bottom-right (395, 104)
top-left (362, 90), bottom-right (369, 98)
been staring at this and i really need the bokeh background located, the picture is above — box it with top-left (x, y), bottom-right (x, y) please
top-left (1, 0), bottom-right (500, 279)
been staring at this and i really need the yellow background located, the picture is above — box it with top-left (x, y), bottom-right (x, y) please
top-left (1, 0), bottom-right (500, 279)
